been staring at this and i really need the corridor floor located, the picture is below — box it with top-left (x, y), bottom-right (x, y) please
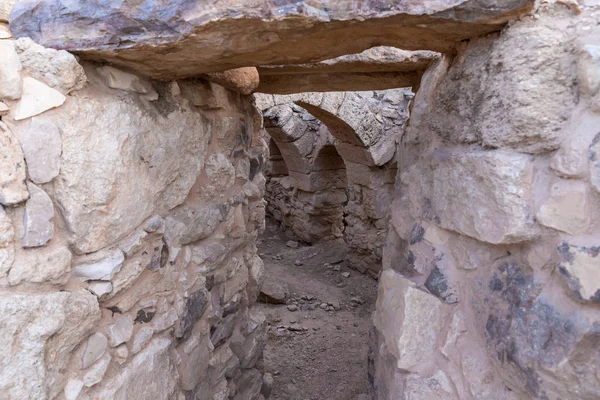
top-left (256, 219), bottom-right (378, 400)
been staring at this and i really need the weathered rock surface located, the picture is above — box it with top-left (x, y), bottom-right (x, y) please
top-left (15, 37), bottom-right (87, 94)
top-left (0, 122), bottom-right (28, 206)
top-left (257, 48), bottom-right (437, 94)
top-left (20, 118), bottom-right (62, 184)
top-left (52, 74), bottom-right (211, 254)
top-left (0, 290), bottom-right (99, 400)
top-left (10, 0), bottom-right (533, 80)
top-left (22, 182), bottom-right (54, 247)
top-left (0, 40), bottom-right (21, 100)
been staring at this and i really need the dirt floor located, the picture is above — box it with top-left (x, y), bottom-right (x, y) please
top-left (255, 219), bottom-right (378, 400)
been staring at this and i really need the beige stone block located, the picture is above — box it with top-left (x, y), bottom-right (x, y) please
top-left (86, 338), bottom-right (178, 399)
top-left (537, 180), bottom-right (590, 235)
top-left (19, 118), bottom-right (62, 184)
top-left (0, 290), bottom-right (99, 399)
top-left (12, 77), bottom-right (65, 120)
top-left (52, 85), bottom-right (211, 254)
top-left (373, 269), bottom-right (442, 371)
top-left (22, 182), bottom-right (54, 248)
top-left (15, 38), bottom-right (87, 94)
top-left (431, 150), bottom-right (538, 244)
top-left (0, 40), bottom-right (21, 100)
top-left (8, 241), bottom-right (71, 286)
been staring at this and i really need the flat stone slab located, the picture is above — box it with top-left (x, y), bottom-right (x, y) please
top-left (259, 47), bottom-right (437, 75)
top-left (257, 48), bottom-right (438, 93)
top-left (10, 0), bottom-right (533, 80)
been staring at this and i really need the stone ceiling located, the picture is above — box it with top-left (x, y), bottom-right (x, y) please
top-left (10, 0), bottom-right (534, 80)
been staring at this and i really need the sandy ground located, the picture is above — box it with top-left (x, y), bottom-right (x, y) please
top-left (256, 219), bottom-right (378, 400)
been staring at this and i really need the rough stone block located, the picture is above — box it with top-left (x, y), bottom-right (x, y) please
top-left (12, 77), bottom-right (66, 120)
top-left (96, 65), bottom-right (156, 98)
top-left (86, 338), bottom-right (178, 399)
top-left (0, 122), bottom-right (28, 206)
top-left (0, 290), bottom-right (99, 399)
top-left (537, 180), bottom-right (590, 235)
top-left (10, 0), bottom-right (534, 80)
top-left (106, 314), bottom-right (134, 347)
top-left (81, 332), bottom-right (108, 369)
top-left (20, 118), bottom-right (62, 184)
top-left (589, 133), bottom-right (600, 194)
top-left (15, 37), bottom-right (87, 94)
top-left (0, 40), bottom-right (22, 100)
top-left (8, 241), bottom-right (71, 285)
top-left (0, 208), bottom-right (13, 279)
top-left (431, 150), bottom-right (537, 244)
top-left (52, 85), bottom-right (211, 253)
top-left (558, 242), bottom-right (600, 303)
top-left (373, 269), bottom-right (442, 371)
top-left (72, 248), bottom-right (125, 281)
top-left (22, 182), bottom-right (54, 248)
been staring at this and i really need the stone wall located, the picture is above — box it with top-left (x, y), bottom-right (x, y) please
top-left (0, 35), bottom-right (270, 400)
top-left (372, 2), bottom-right (600, 399)
top-left (257, 90), bottom-right (411, 275)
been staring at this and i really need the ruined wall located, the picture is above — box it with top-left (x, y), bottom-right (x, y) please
top-left (257, 90), bottom-right (411, 275)
top-left (0, 35), bottom-right (270, 400)
top-left (372, 2), bottom-right (600, 399)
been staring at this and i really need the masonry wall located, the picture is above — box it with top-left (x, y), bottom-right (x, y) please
top-left (372, 2), bottom-right (600, 398)
top-left (0, 37), bottom-right (270, 400)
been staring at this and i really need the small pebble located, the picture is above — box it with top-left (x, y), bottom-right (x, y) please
top-left (287, 304), bottom-right (298, 312)
top-left (341, 272), bottom-right (350, 278)
top-left (333, 265), bottom-right (341, 271)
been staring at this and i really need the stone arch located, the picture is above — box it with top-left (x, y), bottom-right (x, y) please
top-left (266, 138), bottom-right (288, 177)
top-left (261, 102), bottom-right (348, 243)
top-left (257, 90), bottom-right (412, 274)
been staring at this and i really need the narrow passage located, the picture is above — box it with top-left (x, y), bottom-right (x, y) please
top-left (256, 218), bottom-right (377, 400)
